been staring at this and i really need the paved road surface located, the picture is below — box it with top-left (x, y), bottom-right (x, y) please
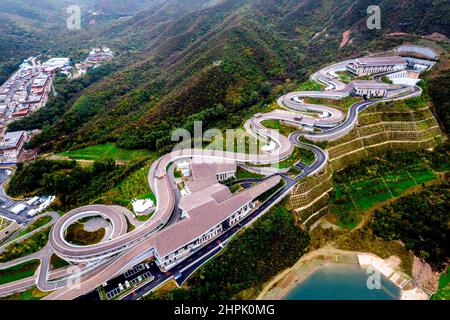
top-left (0, 53), bottom-right (427, 300)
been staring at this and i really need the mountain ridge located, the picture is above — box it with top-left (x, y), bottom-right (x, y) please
top-left (5, 0), bottom-right (449, 153)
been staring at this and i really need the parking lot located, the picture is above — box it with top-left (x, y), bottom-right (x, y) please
top-left (0, 169), bottom-right (55, 223)
top-left (103, 263), bottom-right (154, 300)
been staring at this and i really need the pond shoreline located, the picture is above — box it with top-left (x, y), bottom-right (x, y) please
top-left (257, 246), bottom-right (429, 300)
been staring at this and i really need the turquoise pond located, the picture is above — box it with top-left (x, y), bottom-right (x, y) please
top-left (283, 265), bottom-right (401, 300)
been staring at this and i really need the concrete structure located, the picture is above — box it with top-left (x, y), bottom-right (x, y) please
top-left (10, 203), bottom-right (27, 215)
top-left (351, 81), bottom-right (390, 98)
top-left (0, 218), bottom-right (18, 243)
top-left (42, 58), bottom-right (71, 69)
top-left (0, 131), bottom-right (28, 162)
top-left (347, 56), bottom-right (407, 76)
top-left (26, 196), bottom-right (40, 206)
top-left (386, 70), bottom-right (422, 86)
top-left (132, 199), bottom-right (155, 216)
top-left (404, 57), bottom-right (436, 71)
top-left (153, 174), bottom-right (281, 271)
top-left (396, 44), bottom-right (437, 70)
top-left (396, 45), bottom-right (437, 60)
top-left (0, 48), bottom-right (434, 300)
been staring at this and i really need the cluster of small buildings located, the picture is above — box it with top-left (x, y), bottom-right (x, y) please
top-left (72, 47), bottom-right (113, 78)
top-left (1, 63), bottom-right (52, 121)
top-left (0, 47), bottom-right (115, 163)
top-left (10, 195), bottom-right (56, 216)
top-left (86, 47), bottom-right (113, 65)
top-left (0, 57), bottom-right (71, 163)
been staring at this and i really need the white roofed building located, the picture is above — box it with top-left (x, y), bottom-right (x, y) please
top-left (132, 199), bottom-right (155, 216)
top-left (42, 58), bottom-right (71, 69)
top-left (347, 56), bottom-right (407, 77)
top-left (146, 160), bottom-right (279, 271)
top-left (351, 81), bottom-right (391, 98)
top-left (152, 173), bottom-right (281, 271)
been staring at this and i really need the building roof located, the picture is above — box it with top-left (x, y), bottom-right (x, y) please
top-left (42, 58), bottom-right (70, 68)
top-left (353, 56), bottom-right (407, 67)
top-left (0, 131), bottom-right (25, 150)
top-left (132, 199), bottom-right (155, 214)
top-left (151, 175), bottom-right (281, 257)
top-left (27, 94), bottom-right (42, 103)
top-left (31, 77), bottom-right (48, 87)
top-left (31, 87), bottom-right (45, 94)
top-left (352, 80), bottom-right (390, 90)
top-left (179, 183), bottom-right (232, 213)
top-left (396, 45), bottom-right (437, 60)
top-left (185, 161), bottom-right (236, 193)
top-left (12, 109), bottom-right (30, 117)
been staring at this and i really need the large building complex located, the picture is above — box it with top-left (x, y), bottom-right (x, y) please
top-left (0, 57), bottom-right (69, 163)
top-left (0, 57), bottom-right (69, 124)
top-left (151, 162), bottom-right (280, 271)
top-left (0, 47), bottom-right (435, 301)
top-left (351, 81), bottom-right (391, 98)
top-left (346, 56), bottom-right (407, 76)
top-left (43, 52), bottom-right (422, 295)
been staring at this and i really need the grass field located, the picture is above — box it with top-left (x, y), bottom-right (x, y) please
top-left (432, 267), bottom-right (450, 300)
top-left (297, 81), bottom-right (324, 91)
top-left (229, 183), bottom-right (244, 194)
top-left (100, 165), bottom-right (156, 207)
top-left (0, 260), bottom-right (40, 285)
top-left (50, 254), bottom-right (70, 270)
top-left (0, 286), bottom-right (49, 300)
top-left (297, 148), bottom-right (316, 165)
top-left (99, 164), bottom-right (156, 221)
top-left (16, 216), bottom-right (52, 239)
top-left (331, 169), bottom-right (438, 229)
top-left (235, 167), bottom-right (265, 180)
top-left (277, 147), bottom-right (303, 169)
top-left (261, 119), bottom-right (299, 137)
top-left (58, 143), bottom-right (154, 162)
top-left (305, 96), bottom-right (362, 110)
top-left (65, 222), bottom-right (106, 246)
top-left (0, 228), bottom-right (51, 262)
top-left (0, 217), bottom-right (11, 231)
top-left (336, 72), bottom-right (355, 84)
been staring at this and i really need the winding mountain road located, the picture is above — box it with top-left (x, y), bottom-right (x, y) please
top-left (0, 53), bottom-right (427, 300)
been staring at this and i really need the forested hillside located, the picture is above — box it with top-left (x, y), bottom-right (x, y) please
top-left (4, 0), bottom-right (450, 155)
top-left (370, 181), bottom-right (449, 270)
